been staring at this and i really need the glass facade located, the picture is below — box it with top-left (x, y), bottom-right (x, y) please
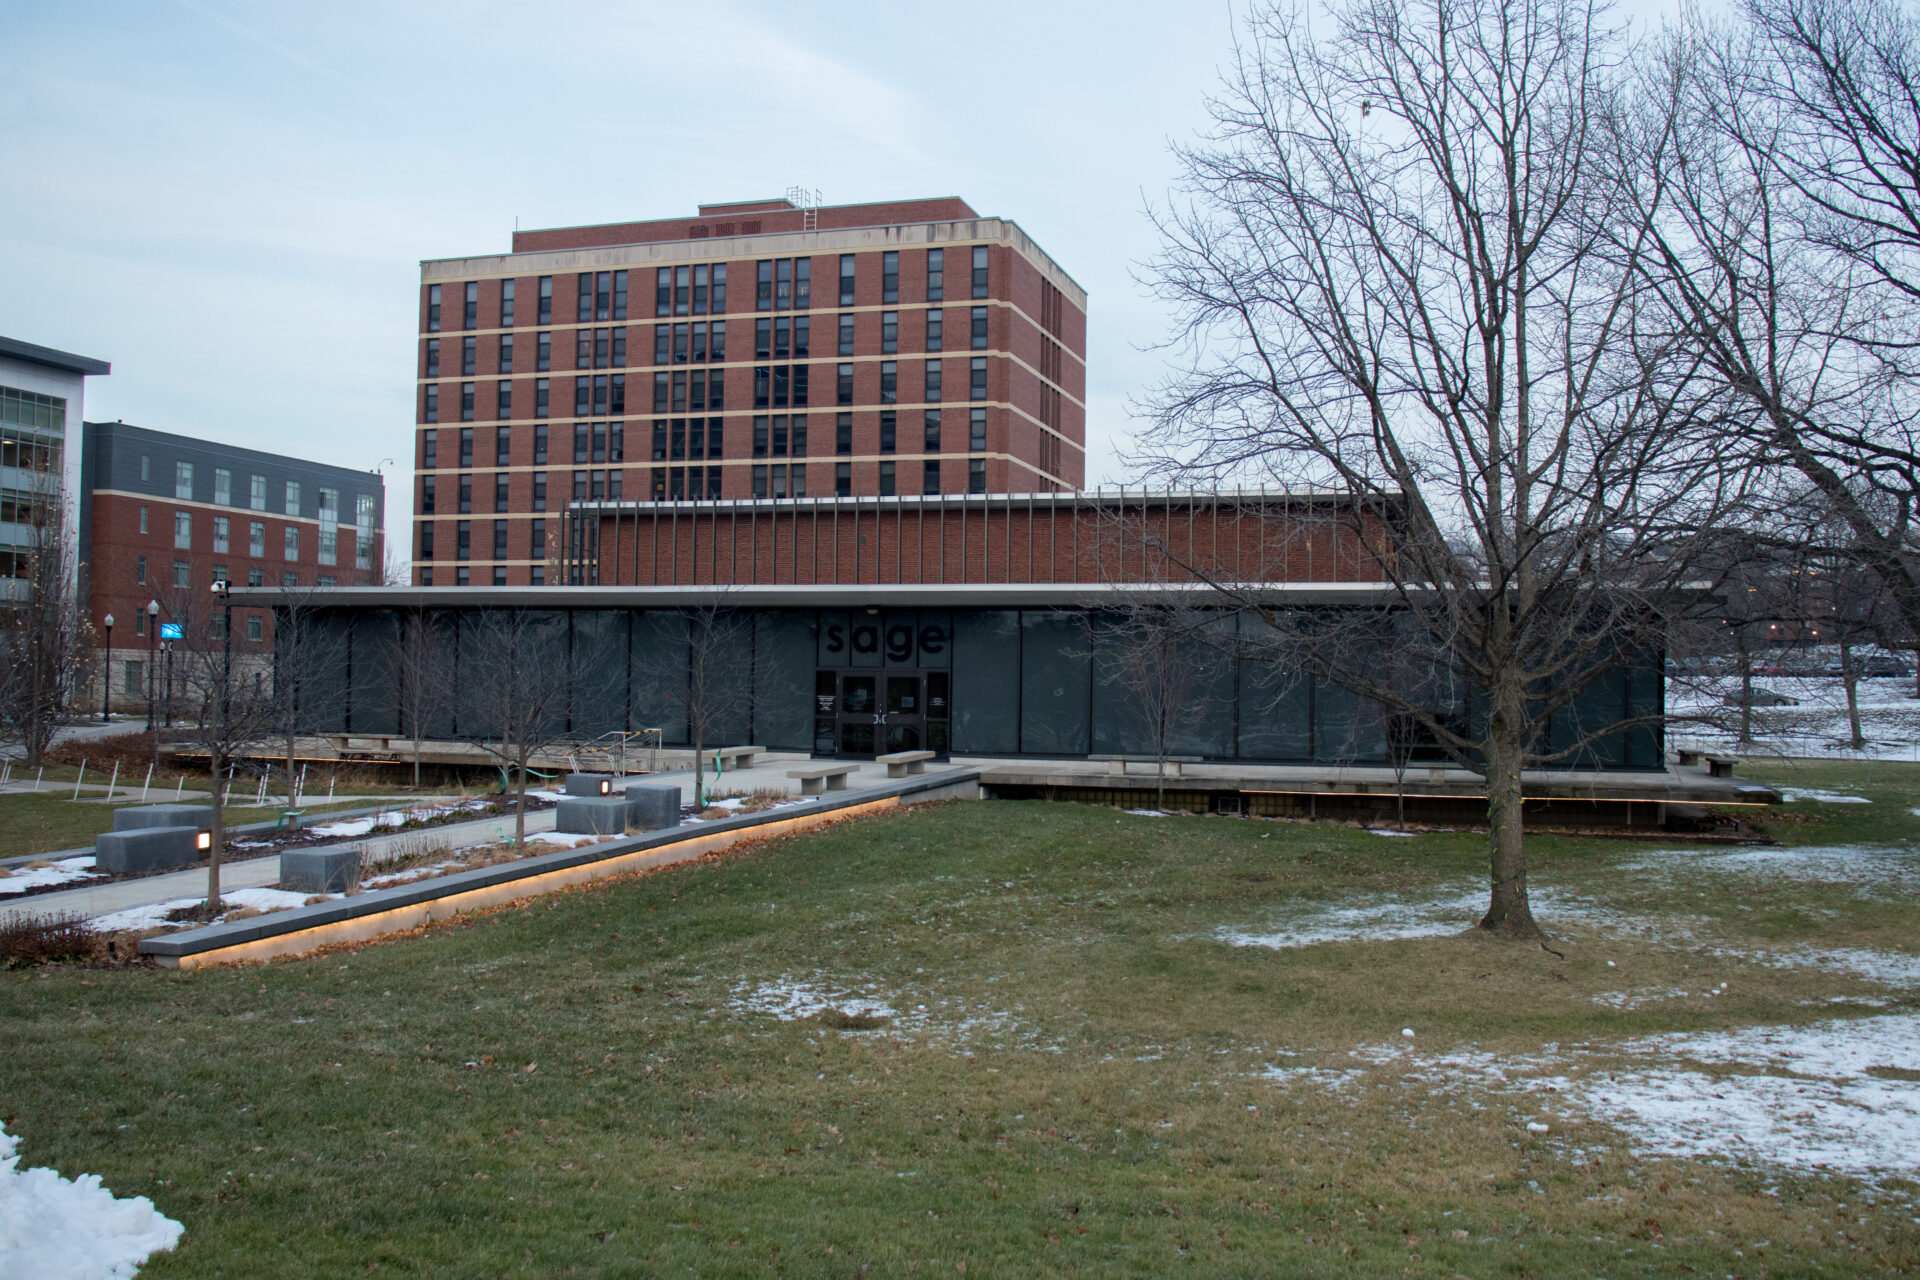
top-left (284, 604), bottom-right (1665, 769)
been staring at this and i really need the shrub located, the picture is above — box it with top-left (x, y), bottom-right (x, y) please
top-left (0, 913), bottom-right (101, 967)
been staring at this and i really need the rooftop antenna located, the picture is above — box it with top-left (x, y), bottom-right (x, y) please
top-left (786, 185), bottom-right (822, 231)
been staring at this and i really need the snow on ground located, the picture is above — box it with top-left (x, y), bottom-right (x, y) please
top-left (1779, 788), bottom-right (1873, 803)
top-left (1219, 889), bottom-right (1488, 950)
top-left (0, 1122), bottom-right (182, 1280)
top-left (731, 976), bottom-right (897, 1022)
top-left (0, 856), bottom-right (102, 897)
top-left (1668, 673), bottom-right (1920, 760)
top-left (528, 831), bottom-right (601, 848)
top-left (88, 887), bottom-right (325, 934)
top-left (1621, 842), bottom-right (1920, 893)
top-left (729, 974), bottom-right (1035, 1048)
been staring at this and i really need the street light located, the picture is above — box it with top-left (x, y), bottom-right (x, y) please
top-left (146, 599), bottom-right (160, 764)
top-left (101, 613), bottom-right (114, 721)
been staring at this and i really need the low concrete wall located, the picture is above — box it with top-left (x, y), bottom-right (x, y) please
top-left (140, 768), bottom-right (978, 970)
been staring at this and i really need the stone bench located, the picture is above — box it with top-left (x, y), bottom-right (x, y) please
top-left (281, 846), bottom-right (360, 894)
top-left (788, 764), bottom-right (857, 796)
top-left (564, 772), bottom-right (618, 797)
top-left (709, 745), bottom-right (764, 770)
top-left (112, 803), bottom-right (211, 832)
top-left (557, 782), bottom-right (684, 835)
top-left (96, 825), bottom-right (206, 874)
top-left (1675, 748), bottom-right (1705, 767)
top-left (1705, 754), bottom-right (1738, 778)
top-left (876, 750), bottom-right (935, 779)
top-left (1088, 755), bottom-right (1203, 778)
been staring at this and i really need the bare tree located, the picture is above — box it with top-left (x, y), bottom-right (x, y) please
top-left (447, 609), bottom-right (572, 846)
top-left (388, 607), bottom-right (443, 790)
top-left (1093, 598), bottom-right (1218, 811)
top-left (0, 463), bottom-right (85, 767)
top-left (1633, 0), bottom-right (1920, 670)
top-left (1141, 0), bottom-right (1740, 939)
top-left (682, 596), bottom-right (754, 809)
top-left (265, 585), bottom-right (348, 821)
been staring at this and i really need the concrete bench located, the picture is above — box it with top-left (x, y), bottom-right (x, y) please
top-left (96, 825), bottom-right (206, 874)
top-left (877, 750), bottom-right (935, 779)
top-left (1675, 748), bottom-right (1705, 767)
top-left (1705, 754), bottom-right (1738, 778)
top-left (112, 803), bottom-right (211, 832)
top-left (281, 846), bottom-right (360, 894)
top-left (710, 745), bottom-right (764, 770)
top-left (788, 764), bottom-right (856, 796)
top-left (564, 772), bottom-right (618, 797)
top-left (1089, 755), bottom-right (1203, 778)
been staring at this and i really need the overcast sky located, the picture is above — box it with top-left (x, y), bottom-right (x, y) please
top-left (2, 0), bottom-right (1246, 556)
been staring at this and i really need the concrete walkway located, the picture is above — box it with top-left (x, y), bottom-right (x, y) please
top-left (1, 800), bottom-right (557, 926)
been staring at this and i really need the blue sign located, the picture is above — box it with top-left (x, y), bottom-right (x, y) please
top-left (160, 623), bottom-right (183, 640)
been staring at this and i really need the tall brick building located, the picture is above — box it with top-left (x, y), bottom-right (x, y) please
top-left (412, 195), bottom-right (1086, 587)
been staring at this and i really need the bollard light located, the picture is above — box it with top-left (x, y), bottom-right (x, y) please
top-left (196, 831), bottom-right (212, 852)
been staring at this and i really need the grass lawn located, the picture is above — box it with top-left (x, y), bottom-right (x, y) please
top-left (0, 795), bottom-right (394, 861)
top-left (3, 762), bottom-right (1918, 1276)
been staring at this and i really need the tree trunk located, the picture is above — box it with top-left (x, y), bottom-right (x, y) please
top-left (1841, 643), bottom-right (1865, 750)
top-left (693, 723), bottom-right (705, 812)
top-left (514, 763), bottom-right (527, 847)
top-left (1478, 704), bottom-right (1541, 940)
top-left (1736, 630), bottom-right (1755, 744)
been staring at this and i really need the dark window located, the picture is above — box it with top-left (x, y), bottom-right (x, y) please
top-left (496, 425), bottom-right (511, 465)
top-left (537, 332), bottom-right (551, 371)
top-left (538, 275), bottom-right (552, 324)
top-left (969, 407), bottom-right (987, 451)
top-left (703, 368), bottom-right (720, 410)
top-left (426, 283), bottom-right (441, 332)
top-left (882, 251), bottom-right (899, 303)
top-left (709, 317), bottom-right (727, 361)
top-left (576, 329), bottom-right (592, 370)
top-left (926, 247), bottom-right (944, 301)
top-left (752, 463), bottom-right (768, 498)
top-left (135, 555), bottom-right (146, 584)
top-left (458, 474), bottom-right (472, 513)
top-left (495, 473), bottom-right (510, 512)
top-left (879, 412), bottom-right (896, 453)
top-left (501, 278), bottom-right (515, 326)
top-left (597, 271), bottom-right (612, 321)
top-left (881, 311), bottom-right (897, 354)
top-left (496, 381), bottom-right (511, 419)
top-left (791, 414), bottom-right (807, 457)
top-left (656, 324), bottom-right (671, 365)
top-left (774, 316), bottom-right (789, 359)
top-left (924, 409), bottom-right (941, 452)
top-left (535, 378), bottom-right (549, 417)
top-left (593, 422), bottom-right (608, 463)
top-left (969, 458), bottom-right (986, 493)
top-left (793, 315), bottom-right (809, 358)
top-left (839, 254), bottom-right (856, 305)
top-left (691, 264), bottom-right (709, 315)
top-left (656, 267), bottom-right (672, 317)
top-left (464, 280), bottom-right (478, 329)
top-left (970, 356), bottom-right (987, 400)
top-left (675, 265), bottom-right (690, 315)
top-left (462, 335), bottom-right (476, 375)
top-left (421, 475), bottom-right (436, 513)
top-left (577, 272), bottom-right (592, 323)
top-left (971, 245), bottom-right (989, 298)
top-left (425, 338), bottom-right (440, 377)
top-left (835, 461), bottom-right (852, 496)
top-left (494, 520), bottom-right (508, 559)
top-left (926, 360), bottom-right (942, 401)
top-left (533, 472), bottom-right (547, 510)
top-left (689, 322), bottom-right (706, 363)
top-left (878, 460), bottom-right (895, 496)
top-left (971, 307), bottom-right (988, 349)
top-left (455, 566), bottom-right (469, 585)
top-left (837, 363), bottom-right (853, 406)
top-left (459, 427), bottom-right (474, 467)
top-left (880, 361), bottom-right (897, 404)
top-left (574, 376), bottom-right (589, 416)
top-left (753, 416), bottom-right (768, 459)
top-left (795, 258), bottom-right (811, 308)
top-left (456, 520), bottom-right (470, 559)
top-left (574, 423), bottom-right (590, 464)
top-left (423, 384), bottom-right (438, 422)
top-left (529, 565), bottom-right (543, 585)
top-left (422, 429), bottom-right (437, 467)
top-left (461, 381), bottom-right (475, 420)
top-left (534, 423), bottom-right (548, 464)
top-left (838, 313), bottom-right (855, 356)
top-left (654, 372), bottom-right (670, 412)
top-left (757, 260), bottom-right (773, 310)
top-left (926, 309), bottom-right (943, 351)
top-left (776, 258), bottom-right (792, 309)
top-left (755, 317), bottom-right (770, 361)
top-left (836, 412), bottom-right (853, 456)
top-left (493, 565), bottom-right (507, 586)
top-left (420, 524), bottom-right (434, 557)
top-left (498, 333), bottom-right (513, 373)
top-left (613, 269), bottom-right (628, 320)
top-left (711, 263), bottom-right (727, 313)
top-left (923, 459), bottom-right (940, 494)
top-left (573, 470), bottom-right (588, 501)
top-left (610, 422), bottom-right (624, 462)
top-left (532, 517), bottom-right (546, 553)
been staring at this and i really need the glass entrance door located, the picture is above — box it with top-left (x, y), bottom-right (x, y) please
top-left (817, 669), bottom-right (947, 759)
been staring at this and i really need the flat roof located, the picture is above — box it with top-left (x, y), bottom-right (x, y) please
top-left (0, 335), bottom-right (110, 377)
top-left (232, 581), bottom-right (1412, 610)
top-left (571, 487), bottom-right (1403, 519)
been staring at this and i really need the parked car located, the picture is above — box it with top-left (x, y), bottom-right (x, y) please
top-left (1725, 687), bottom-right (1800, 708)
top-left (1748, 662), bottom-right (1791, 677)
top-left (1863, 655), bottom-right (1913, 678)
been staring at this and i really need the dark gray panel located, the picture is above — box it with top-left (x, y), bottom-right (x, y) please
top-left (629, 611), bottom-right (689, 745)
top-left (346, 610), bottom-right (399, 735)
top-left (952, 610), bottom-right (1019, 753)
top-left (1020, 610), bottom-right (1090, 755)
top-left (754, 611), bottom-right (814, 750)
top-left (568, 610), bottom-right (629, 737)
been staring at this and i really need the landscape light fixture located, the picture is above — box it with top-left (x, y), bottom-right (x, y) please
top-left (196, 831), bottom-right (212, 852)
top-left (101, 613), bottom-right (114, 720)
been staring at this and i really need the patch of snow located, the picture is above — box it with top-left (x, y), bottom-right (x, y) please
top-left (731, 976), bottom-right (896, 1022)
top-left (1122, 809), bottom-right (1174, 817)
top-left (528, 832), bottom-right (600, 848)
top-left (87, 887), bottom-right (324, 934)
top-left (1592, 987), bottom-right (1697, 1010)
top-left (1779, 789), bottom-right (1872, 804)
top-left (1219, 889), bottom-right (1484, 950)
top-left (1621, 843), bottom-right (1920, 892)
top-left (308, 817), bottom-right (376, 839)
top-left (1262, 1065), bottom-right (1366, 1091)
top-left (0, 1121), bottom-right (183, 1279)
top-left (706, 797), bottom-right (750, 810)
top-left (0, 857), bottom-right (101, 897)
top-left (1367, 828), bottom-right (1421, 837)
top-left (1764, 945), bottom-right (1920, 989)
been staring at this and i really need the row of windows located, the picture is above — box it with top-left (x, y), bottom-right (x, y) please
top-left (423, 307), bottom-right (987, 380)
top-left (128, 557), bottom-right (335, 596)
top-left (424, 247), bottom-right (992, 332)
top-left (419, 517), bottom-right (555, 561)
top-left (116, 608), bottom-right (268, 644)
top-left (423, 408), bottom-right (994, 475)
top-left (0, 387), bottom-right (65, 432)
top-left (0, 430), bottom-right (59, 476)
top-left (145, 457), bottom-right (376, 535)
top-left (419, 566), bottom-right (546, 586)
top-left (147, 508), bottom-right (365, 566)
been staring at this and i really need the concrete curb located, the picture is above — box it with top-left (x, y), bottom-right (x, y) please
top-left (138, 769), bottom-right (980, 968)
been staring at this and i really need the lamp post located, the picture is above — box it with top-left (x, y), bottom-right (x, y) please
top-left (101, 613), bottom-right (114, 721)
top-left (146, 599), bottom-right (160, 766)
